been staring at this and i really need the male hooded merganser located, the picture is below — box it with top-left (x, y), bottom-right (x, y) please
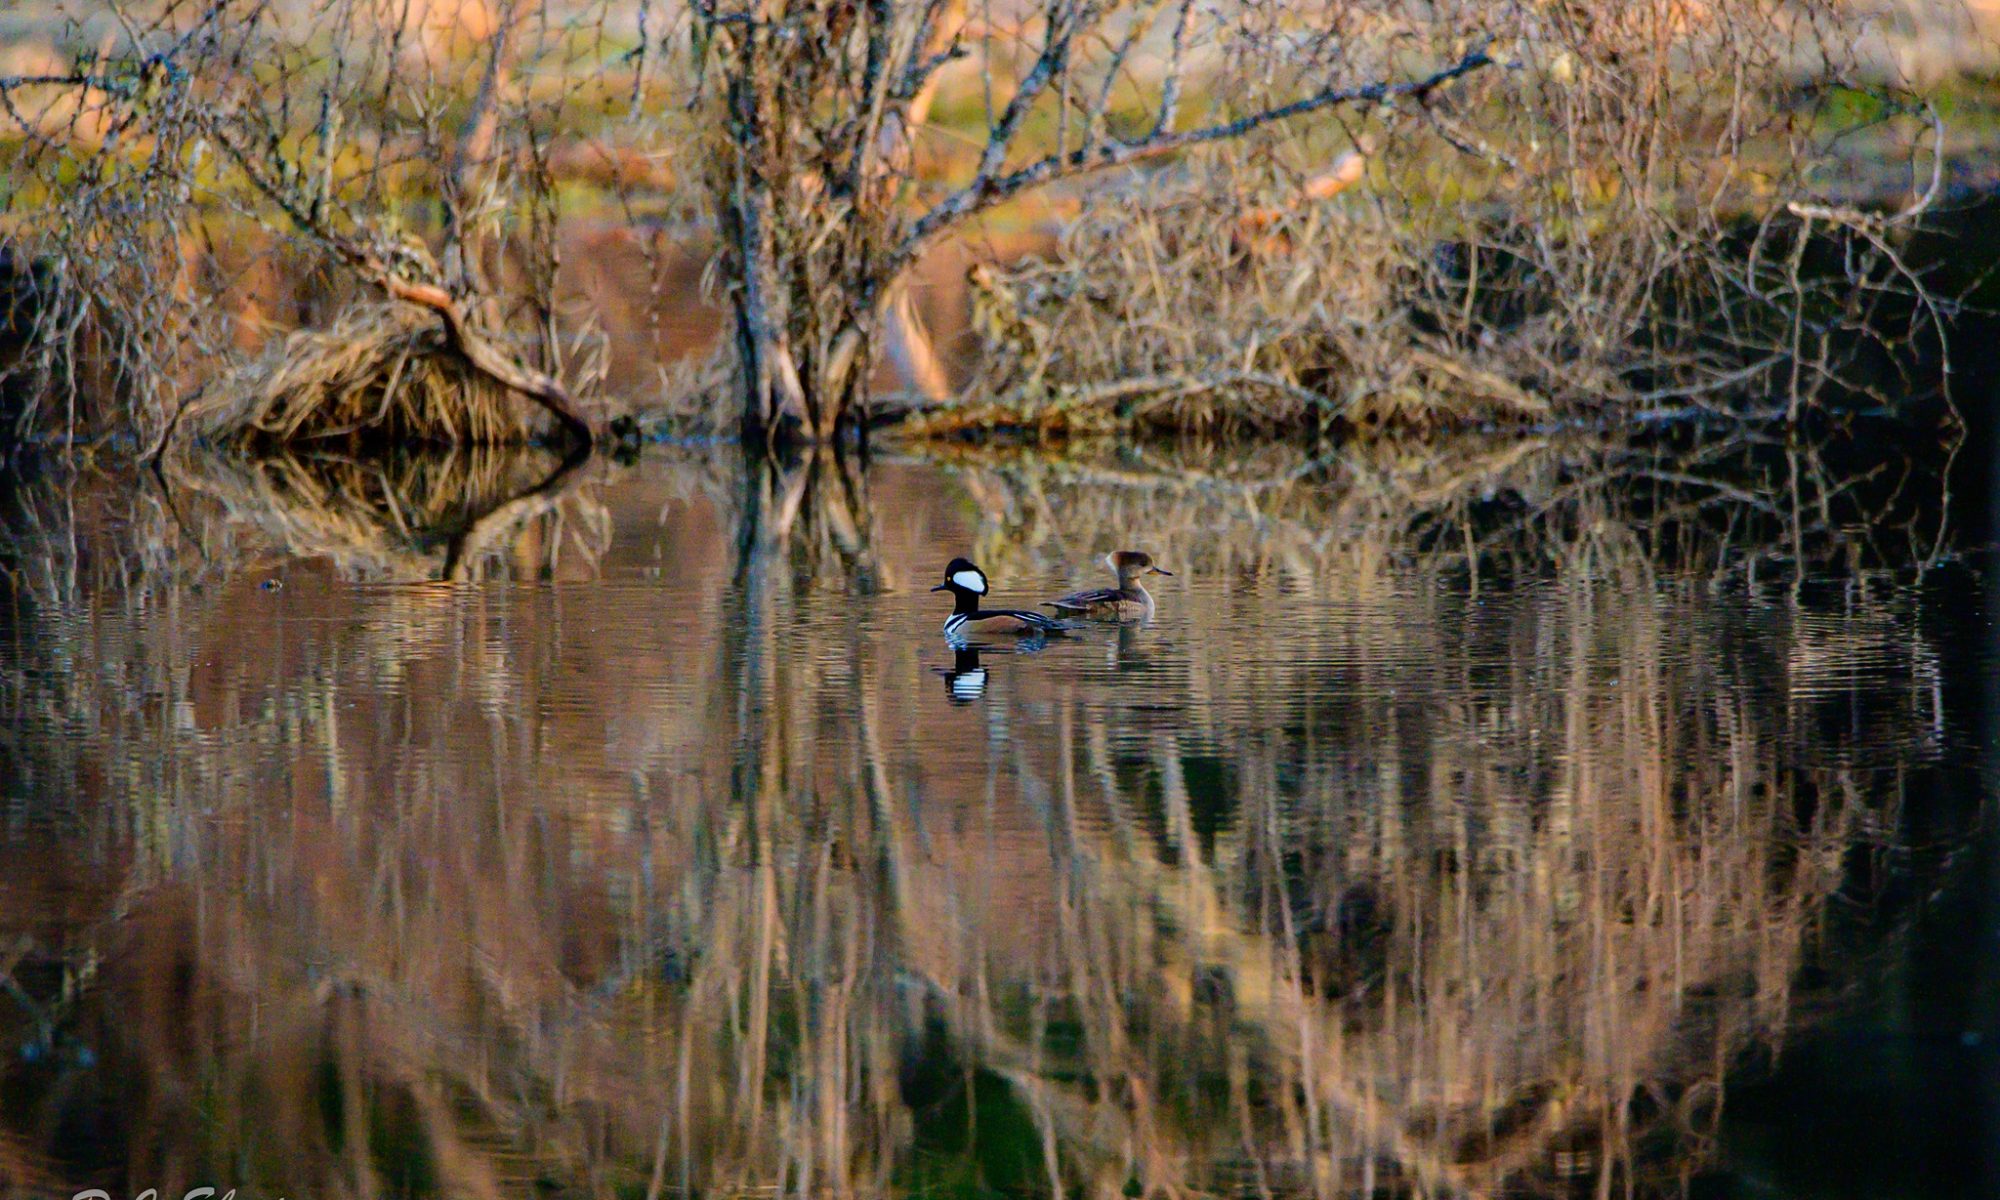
top-left (1043, 551), bottom-right (1173, 621)
top-left (931, 557), bottom-right (1066, 638)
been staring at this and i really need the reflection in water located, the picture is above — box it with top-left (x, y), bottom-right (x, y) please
top-left (937, 648), bottom-right (991, 704)
top-left (0, 434), bottom-right (1985, 1198)
top-left (161, 443), bottom-right (611, 583)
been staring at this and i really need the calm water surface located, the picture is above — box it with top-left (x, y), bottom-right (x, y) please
top-left (0, 437), bottom-right (1994, 1198)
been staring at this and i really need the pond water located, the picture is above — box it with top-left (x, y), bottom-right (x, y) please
top-left (0, 431), bottom-right (1995, 1198)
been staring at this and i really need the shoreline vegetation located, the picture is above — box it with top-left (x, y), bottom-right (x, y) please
top-left (0, 0), bottom-right (1990, 452)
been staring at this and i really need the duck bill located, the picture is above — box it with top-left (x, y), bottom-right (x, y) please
top-left (1149, 567), bottom-right (1174, 576)
top-left (930, 583), bottom-right (949, 592)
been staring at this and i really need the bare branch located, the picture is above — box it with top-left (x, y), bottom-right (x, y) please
top-left (1084, 0), bottom-right (1163, 154)
top-left (1150, 0), bottom-right (1195, 139)
top-left (206, 110), bottom-right (601, 444)
top-left (901, 39), bottom-right (1499, 265)
top-left (968, 2), bottom-right (1094, 194)
top-left (0, 73), bottom-right (138, 97)
top-left (897, 45), bottom-right (967, 101)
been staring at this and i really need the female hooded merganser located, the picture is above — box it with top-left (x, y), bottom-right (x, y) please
top-left (1043, 550), bottom-right (1173, 621)
top-left (931, 558), bottom-right (1066, 638)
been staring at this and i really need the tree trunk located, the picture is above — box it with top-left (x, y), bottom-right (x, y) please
top-left (701, 0), bottom-right (964, 447)
top-left (722, 223), bottom-right (883, 445)
top-left (720, 66), bottom-right (805, 447)
top-left (725, 293), bottom-right (880, 445)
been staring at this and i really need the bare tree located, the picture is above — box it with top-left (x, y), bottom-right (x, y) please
top-left (689, 0), bottom-right (1498, 444)
top-left (0, 0), bottom-right (606, 449)
top-left (0, 1), bottom-right (1950, 449)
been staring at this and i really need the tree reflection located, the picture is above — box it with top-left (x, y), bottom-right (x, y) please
top-left (0, 432), bottom-right (1977, 1199)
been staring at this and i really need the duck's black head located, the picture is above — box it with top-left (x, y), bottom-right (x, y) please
top-left (931, 557), bottom-right (987, 615)
top-left (931, 558), bottom-right (988, 596)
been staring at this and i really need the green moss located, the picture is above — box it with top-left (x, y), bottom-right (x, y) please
top-left (896, 1066), bottom-right (1048, 1198)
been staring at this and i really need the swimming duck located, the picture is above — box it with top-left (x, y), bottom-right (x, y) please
top-left (1043, 551), bottom-right (1173, 621)
top-left (931, 558), bottom-right (1066, 638)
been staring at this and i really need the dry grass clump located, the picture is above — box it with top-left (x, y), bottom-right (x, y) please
top-left (0, 2), bottom-right (624, 448)
top-left (899, 0), bottom-right (1956, 440)
top-left (913, 163), bottom-right (1565, 440)
top-left (178, 304), bottom-right (541, 448)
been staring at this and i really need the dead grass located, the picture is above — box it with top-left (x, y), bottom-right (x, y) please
top-left (177, 303), bottom-right (543, 448)
top-left (911, 112), bottom-right (1944, 439)
top-left (905, 176), bottom-right (1559, 439)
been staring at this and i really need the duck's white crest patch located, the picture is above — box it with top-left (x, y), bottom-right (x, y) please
top-left (951, 568), bottom-right (986, 594)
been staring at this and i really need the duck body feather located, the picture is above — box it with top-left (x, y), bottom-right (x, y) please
top-left (1042, 586), bottom-right (1153, 621)
top-left (945, 608), bottom-right (1067, 637)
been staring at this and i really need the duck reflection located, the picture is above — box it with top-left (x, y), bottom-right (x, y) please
top-left (936, 646), bottom-right (989, 703)
top-left (932, 637), bottom-right (1068, 704)
top-left (1109, 620), bottom-right (1151, 670)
